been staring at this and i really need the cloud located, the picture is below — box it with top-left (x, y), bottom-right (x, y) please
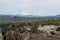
top-left (0, 0), bottom-right (60, 16)
top-left (21, 12), bottom-right (28, 15)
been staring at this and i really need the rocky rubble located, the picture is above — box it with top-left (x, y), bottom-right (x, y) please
top-left (1, 25), bottom-right (60, 40)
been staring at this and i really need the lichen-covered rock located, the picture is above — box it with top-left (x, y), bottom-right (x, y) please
top-left (0, 33), bottom-right (3, 40)
top-left (5, 31), bottom-right (21, 40)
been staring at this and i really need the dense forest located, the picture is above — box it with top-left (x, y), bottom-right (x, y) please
top-left (0, 19), bottom-right (60, 27)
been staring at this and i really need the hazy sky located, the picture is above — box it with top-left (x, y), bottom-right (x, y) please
top-left (0, 0), bottom-right (60, 16)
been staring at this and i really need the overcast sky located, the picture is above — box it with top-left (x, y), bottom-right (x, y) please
top-left (0, 0), bottom-right (60, 16)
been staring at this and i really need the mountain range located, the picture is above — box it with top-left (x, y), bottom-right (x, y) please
top-left (0, 14), bottom-right (60, 18)
top-left (0, 14), bottom-right (60, 20)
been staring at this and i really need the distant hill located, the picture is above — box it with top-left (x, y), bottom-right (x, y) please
top-left (0, 14), bottom-right (60, 23)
